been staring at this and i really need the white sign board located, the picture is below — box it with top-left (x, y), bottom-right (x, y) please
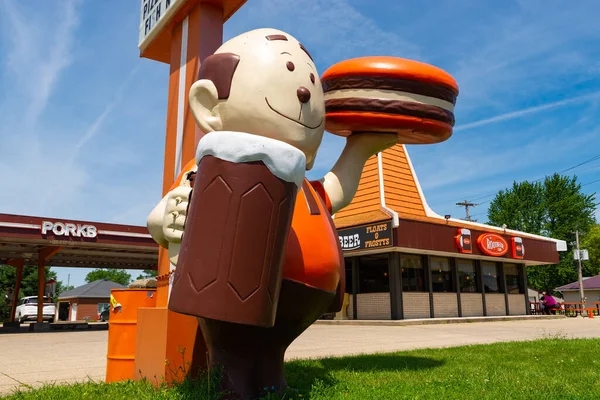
top-left (574, 249), bottom-right (589, 261)
top-left (139, 0), bottom-right (184, 49)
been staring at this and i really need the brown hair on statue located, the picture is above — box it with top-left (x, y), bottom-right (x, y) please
top-left (197, 52), bottom-right (241, 100)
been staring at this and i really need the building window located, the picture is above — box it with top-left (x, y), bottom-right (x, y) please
top-left (504, 264), bottom-right (523, 294)
top-left (431, 257), bottom-right (453, 292)
top-left (482, 262), bottom-right (501, 293)
top-left (357, 255), bottom-right (389, 293)
top-left (401, 254), bottom-right (425, 292)
top-left (345, 258), bottom-right (354, 294)
top-left (457, 259), bottom-right (478, 293)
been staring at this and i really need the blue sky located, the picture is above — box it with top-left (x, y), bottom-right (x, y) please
top-left (1, 0), bottom-right (598, 288)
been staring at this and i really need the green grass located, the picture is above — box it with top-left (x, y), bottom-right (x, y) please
top-left (3, 338), bottom-right (600, 400)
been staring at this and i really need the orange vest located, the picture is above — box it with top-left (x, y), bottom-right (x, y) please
top-left (173, 159), bottom-right (341, 293)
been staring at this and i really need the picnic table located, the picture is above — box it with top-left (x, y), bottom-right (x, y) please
top-left (529, 301), bottom-right (599, 318)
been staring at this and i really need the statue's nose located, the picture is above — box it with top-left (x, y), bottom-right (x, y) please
top-left (297, 86), bottom-right (311, 103)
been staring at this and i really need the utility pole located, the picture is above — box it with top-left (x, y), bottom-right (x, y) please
top-left (456, 200), bottom-right (478, 222)
top-left (574, 231), bottom-right (585, 304)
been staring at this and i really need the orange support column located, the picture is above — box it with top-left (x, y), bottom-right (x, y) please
top-left (36, 247), bottom-right (62, 324)
top-left (133, 0), bottom-right (247, 384)
top-left (37, 260), bottom-right (44, 323)
top-left (7, 259), bottom-right (24, 323)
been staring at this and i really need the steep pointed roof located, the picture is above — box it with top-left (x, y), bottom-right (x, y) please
top-left (333, 143), bottom-right (428, 228)
top-left (333, 143), bottom-right (567, 250)
top-left (331, 153), bottom-right (391, 228)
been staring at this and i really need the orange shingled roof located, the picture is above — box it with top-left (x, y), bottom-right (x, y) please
top-left (333, 144), bottom-right (562, 245)
top-left (333, 143), bottom-right (427, 228)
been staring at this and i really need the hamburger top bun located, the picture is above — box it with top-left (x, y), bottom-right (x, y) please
top-left (321, 56), bottom-right (459, 96)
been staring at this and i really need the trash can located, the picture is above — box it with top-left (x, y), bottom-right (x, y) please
top-left (105, 288), bottom-right (156, 382)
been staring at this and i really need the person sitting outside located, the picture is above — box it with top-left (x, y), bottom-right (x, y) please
top-left (541, 291), bottom-right (560, 315)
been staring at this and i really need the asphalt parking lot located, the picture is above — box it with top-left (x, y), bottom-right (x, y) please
top-left (1, 317), bottom-right (599, 395)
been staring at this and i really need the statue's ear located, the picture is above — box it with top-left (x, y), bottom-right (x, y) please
top-left (189, 80), bottom-right (223, 133)
top-left (189, 52), bottom-right (240, 133)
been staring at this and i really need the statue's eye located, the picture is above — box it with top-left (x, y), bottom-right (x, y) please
top-left (310, 73), bottom-right (315, 84)
top-left (287, 61), bottom-right (295, 71)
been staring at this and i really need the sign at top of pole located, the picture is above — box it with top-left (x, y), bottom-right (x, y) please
top-left (137, 0), bottom-right (249, 63)
top-left (139, 0), bottom-right (185, 51)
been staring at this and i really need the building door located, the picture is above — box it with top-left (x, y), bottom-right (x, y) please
top-left (58, 302), bottom-right (70, 321)
top-left (70, 303), bottom-right (78, 321)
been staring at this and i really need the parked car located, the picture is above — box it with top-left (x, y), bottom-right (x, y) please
top-left (15, 296), bottom-right (56, 323)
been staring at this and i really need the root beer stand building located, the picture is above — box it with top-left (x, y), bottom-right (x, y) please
top-left (333, 144), bottom-right (567, 320)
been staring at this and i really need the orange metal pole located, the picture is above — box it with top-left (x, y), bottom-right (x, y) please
top-left (7, 259), bottom-right (24, 323)
top-left (37, 247), bottom-right (62, 324)
top-left (134, 2), bottom-right (224, 383)
top-left (37, 259), bottom-right (45, 323)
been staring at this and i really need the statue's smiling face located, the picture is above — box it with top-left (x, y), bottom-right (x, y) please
top-left (214, 29), bottom-right (325, 169)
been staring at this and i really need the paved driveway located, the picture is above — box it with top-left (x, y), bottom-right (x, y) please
top-left (1, 318), bottom-right (599, 395)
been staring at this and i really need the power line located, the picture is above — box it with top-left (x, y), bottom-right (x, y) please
top-left (575, 162), bottom-right (600, 174)
top-left (582, 178), bottom-right (600, 187)
top-left (557, 154), bottom-right (600, 174)
top-left (453, 151), bottom-right (600, 203)
top-left (456, 179), bottom-right (597, 220)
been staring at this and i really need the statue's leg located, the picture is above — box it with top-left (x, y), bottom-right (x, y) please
top-left (253, 279), bottom-right (336, 392)
top-left (198, 317), bottom-right (263, 399)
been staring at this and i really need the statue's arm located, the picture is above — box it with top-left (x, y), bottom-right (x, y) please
top-left (319, 133), bottom-right (397, 214)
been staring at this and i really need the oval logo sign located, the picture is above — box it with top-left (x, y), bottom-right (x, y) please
top-left (477, 233), bottom-right (508, 257)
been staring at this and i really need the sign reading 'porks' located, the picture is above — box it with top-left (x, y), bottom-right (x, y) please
top-left (41, 221), bottom-right (98, 238)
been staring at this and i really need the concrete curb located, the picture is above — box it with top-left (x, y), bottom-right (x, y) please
top-left (315, 315), bottom-right (564, 326)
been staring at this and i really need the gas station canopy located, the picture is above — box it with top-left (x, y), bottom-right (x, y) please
top-left (0, 213), bottom-right (158, 270)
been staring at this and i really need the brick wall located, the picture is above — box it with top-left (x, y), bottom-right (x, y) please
top-left (403, 292), bottom-right (431, 319)
top-left (433, 293), bottom-right (459, 318)
top-left (356, 293), bottom-right (391, 320)
top-left (485, 294), bottom-right (507, 316)
top-left (507, 294), bottom-right (526, 315)
top-left (67, 297), bottom-right (108, 321)
top-left (460, 293), bottom-right (484, 317)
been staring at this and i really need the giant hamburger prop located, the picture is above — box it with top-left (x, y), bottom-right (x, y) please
top-left (321, 56), bottom-right (459, 144)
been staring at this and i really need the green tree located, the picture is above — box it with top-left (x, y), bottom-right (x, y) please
top-left (136, 270), bottom-right (158, 280)
top-left (581, 224), bottom-right (600, 277)
top-left (85, 268), bottom-right (131, 286)
top-left (487, 173), bottom-right (597, 294)
top-left (488, 181), bottom-right (545, 234)
top-left (0, 265), bottom-right (68, 321)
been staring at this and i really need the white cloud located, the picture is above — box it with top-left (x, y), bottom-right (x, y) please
top-left (66, 66), bottom-right (140, 166)
top-left (2, 0), bottom-right (81, 131)
top-left (444, 1), bottom-right (600, 111)
top-left (413, 128), bottom-right (600, 192)
top-left (455, 92), bottom-right (600, 132)
top-left (0, 0), bottom-right (85, 216)
top-left (226, 0), bottom-right (421, 65)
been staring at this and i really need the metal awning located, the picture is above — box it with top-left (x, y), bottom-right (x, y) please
top-left (0, 213), bottom-right (158, 270)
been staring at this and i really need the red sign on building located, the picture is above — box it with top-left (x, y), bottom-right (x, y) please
top-left (512, 237), bottom-right (525, 259)
top-left (455, 228), bottom-right (472, 254)
top-left (477, 233), bottom-right (508, 257)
